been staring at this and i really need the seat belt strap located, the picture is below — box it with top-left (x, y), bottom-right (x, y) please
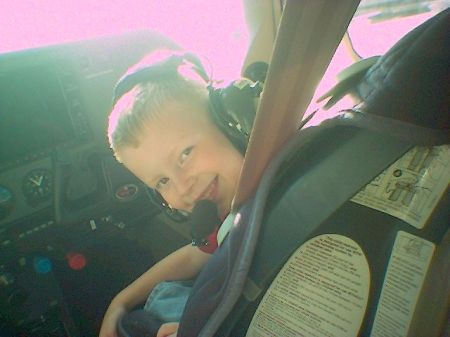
top-left (199, 2), bottom-right (361, 336)
top-left (233, 0), bottom-right (361, 209)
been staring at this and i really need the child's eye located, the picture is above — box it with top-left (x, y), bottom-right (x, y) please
top-left (180, 146), bottom-right (193, 164)
top-left (155, 177), bottom-right (169, 190)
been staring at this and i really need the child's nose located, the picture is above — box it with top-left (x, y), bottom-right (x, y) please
top-left (172, 170), bottom-right (195, 200)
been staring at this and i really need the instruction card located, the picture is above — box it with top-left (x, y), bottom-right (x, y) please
top-left (370, 231), bottom-right (435, 337)
top-left (351, 145), bottom-right (450, 229)
top-left (246, 234), bottom-right (369, 337)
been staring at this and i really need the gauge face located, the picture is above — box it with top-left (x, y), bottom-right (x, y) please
top-left (115, 183), bottom-right (139, 202)
top-left (0, 185), bottom-right (14, 219)
top-left (22, 168), bottom-right (53, 204)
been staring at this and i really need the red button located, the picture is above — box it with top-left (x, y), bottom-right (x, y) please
top-left (66, 252), bottom-right (87, 270)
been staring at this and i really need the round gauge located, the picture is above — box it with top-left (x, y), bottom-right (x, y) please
top-left (115, 183), bottom-right (139, 202)
top-left (22, 168), bottom-right (53, 204)
top-left (0, 185), bottom-right (14, 219)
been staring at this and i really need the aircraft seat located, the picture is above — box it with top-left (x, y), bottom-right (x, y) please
top-left (118, 8), bottom-right (450, 337)
top-left (176, 8), bottom-right (450, 337)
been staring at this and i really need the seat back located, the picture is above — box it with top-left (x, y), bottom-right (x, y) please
top-left (178, 113), bottom-right (449, 337)
top-left (225, 126), bottom-right (449, 337)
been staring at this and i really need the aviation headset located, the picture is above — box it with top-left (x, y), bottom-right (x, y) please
top-left (112, 51), bottom-right (263, 221)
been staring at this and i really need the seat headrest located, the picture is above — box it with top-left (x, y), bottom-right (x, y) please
top-left (358, 8), bottom-right (450, 129)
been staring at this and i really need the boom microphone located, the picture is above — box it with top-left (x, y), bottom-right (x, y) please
top-left (189, 200), bottom-right (220, 247)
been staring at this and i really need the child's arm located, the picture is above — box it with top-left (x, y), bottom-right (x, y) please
top-left (112, 243), bottom-right (210, 309)
top-left (157, 322), bottom-right (179, 337)
top-left (99, 244), bottom-right (211, 337)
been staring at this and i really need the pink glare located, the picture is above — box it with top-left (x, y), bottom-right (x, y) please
top-left (0, 0), bottom-right (248, 81)
top-left (143, 1), bottom-right (249, 82)
top-left (1, 2), bottom-right (442, 122)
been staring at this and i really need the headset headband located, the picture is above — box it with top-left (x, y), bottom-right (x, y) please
top-left (112, 51), bottom-right (210, 106)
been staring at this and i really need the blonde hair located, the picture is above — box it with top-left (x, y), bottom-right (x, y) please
top-left (107, 58), bottom-right (209, 159)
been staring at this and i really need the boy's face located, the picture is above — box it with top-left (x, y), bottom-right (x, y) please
top-left (118, 98), bottom-right (244, 218)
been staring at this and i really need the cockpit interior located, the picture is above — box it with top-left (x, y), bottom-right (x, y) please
top-left (0, 1), bottom-right (448, 337)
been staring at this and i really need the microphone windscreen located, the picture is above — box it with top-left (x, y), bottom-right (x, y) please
top-left (189, 200), bottom-right (219, 240)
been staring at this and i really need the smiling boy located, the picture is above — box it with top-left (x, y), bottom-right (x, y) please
top-left (99, 50), bottom-right (253, 337)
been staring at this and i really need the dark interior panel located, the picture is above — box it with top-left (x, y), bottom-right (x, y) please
top-left (0, 30), bottom-right (182, 337)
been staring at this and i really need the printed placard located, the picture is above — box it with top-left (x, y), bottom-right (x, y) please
top-left (246, 234), bottom-right (370, 337)
top-left (370, 231), bottom-right (435, 337)
top-left (351, 145), bottom-right (450, 229)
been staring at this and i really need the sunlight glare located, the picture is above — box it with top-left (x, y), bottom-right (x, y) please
top-left (0, 0), bottom-right (248, 81)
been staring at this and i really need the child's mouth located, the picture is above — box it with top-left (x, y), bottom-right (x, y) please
top-left (197, 176), bottom-right (218, 202)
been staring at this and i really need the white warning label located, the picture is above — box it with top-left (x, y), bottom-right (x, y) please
top-left (246, 234), bottom-right (370, 337)
top-left (351, 145), bottom-right (450, 229)
top-left (370, 231), bottom-right (435, 337)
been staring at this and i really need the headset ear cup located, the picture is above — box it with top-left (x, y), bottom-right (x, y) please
top-left (221, 78), bottom-right (263, 135)
top-left (208, 78), bottom-right (262, 154)
top-left (209, 87), bottom-right (247, 154)
top-left (243, 61), bottom-right (269, 83)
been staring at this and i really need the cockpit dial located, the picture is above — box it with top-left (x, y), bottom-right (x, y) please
top-left (22, 168), bottom-right (53, 205)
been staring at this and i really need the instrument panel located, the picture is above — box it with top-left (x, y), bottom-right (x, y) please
top-left (0, 30), bottom-right (179, 337)
top-left (0, 29), bottom-right (177, 228)
top-left (0, 157), bottom-right (54, 226)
